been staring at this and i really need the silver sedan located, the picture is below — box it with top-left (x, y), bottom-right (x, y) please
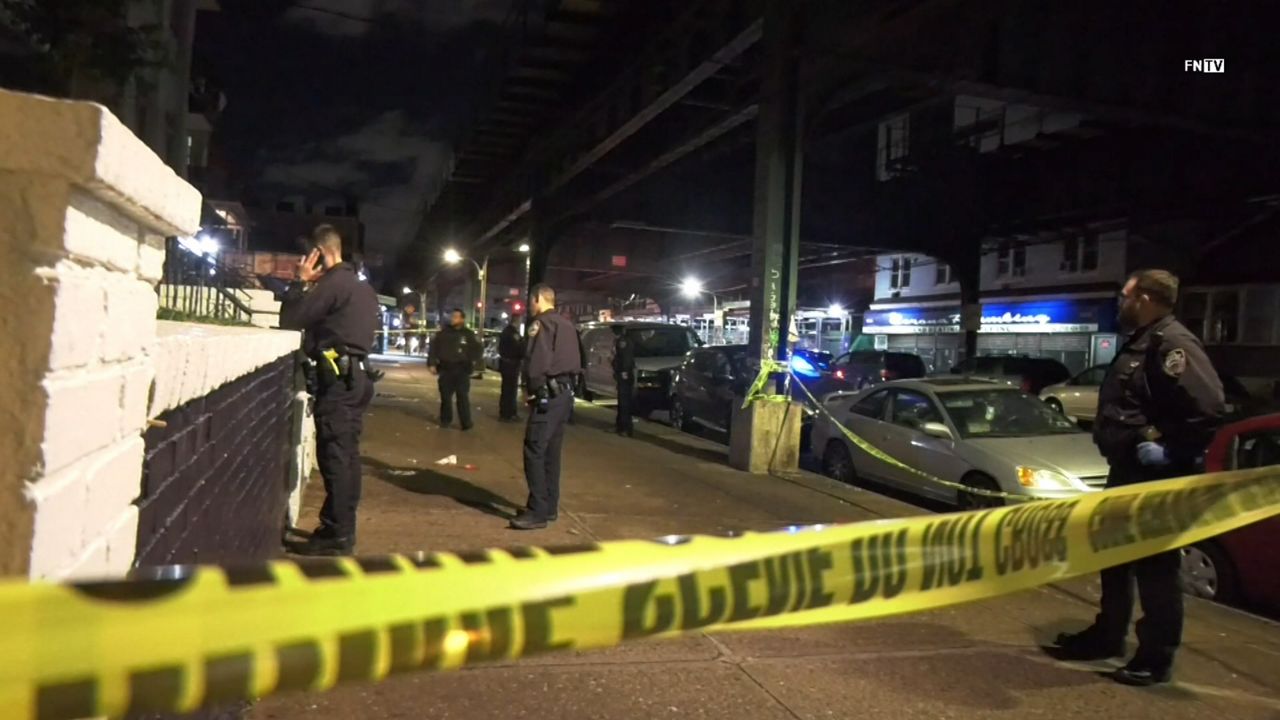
top-left (812, 378), bottom-right (1109, 508)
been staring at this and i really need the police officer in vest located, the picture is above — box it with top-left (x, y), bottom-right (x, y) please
top-left (280, 224), bottom-right (378, 556)
top-left (612, 325), bottom-right (635, 436)
top-left (1054, 269), bottom-right (1224, 686)
top-left (511, 283), bottom-right (582, 530)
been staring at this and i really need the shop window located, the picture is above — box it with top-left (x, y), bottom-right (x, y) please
top-left (1209, 290), bottom-right (1239, 344)
top-left (889, 256), bottom-right (912, 289)
top-left (996, 241), bottom-right (1026, 277)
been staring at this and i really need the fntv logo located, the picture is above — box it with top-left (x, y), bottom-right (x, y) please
top-left (1185, 58), bottom-right (1225, 73)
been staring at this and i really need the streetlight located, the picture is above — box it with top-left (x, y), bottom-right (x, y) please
top-left (443, 247), bottom-right (488, 330)
top-left (681, 276), bottom-right (722, 342)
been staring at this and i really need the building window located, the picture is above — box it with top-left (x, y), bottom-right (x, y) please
top-left (996, 241), bottom-right (1026, 278)
top-left (1061, 235), bottom-right (1099, 273)
top-left (276, 201), bottom-right (296, 213)
top-left (1209, 290), bottom-right (1239, 344)
top-left (877, 114), bottom-right (911, 180)
top-left (1182, 291), bottom-right (1208, 340)
top-left (889, 256), bottom-right (912, 289)
top-left (1241, 287), bottom-right (1278, 344)
top-left (935, 262), bottom-right (952, 286)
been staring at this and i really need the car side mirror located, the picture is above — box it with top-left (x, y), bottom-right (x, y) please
top-left (921, 422), bottom-right (953, 440)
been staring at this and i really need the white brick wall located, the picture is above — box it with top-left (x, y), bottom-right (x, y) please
top-left (3, 88), bottom-right (308, 582)
top-left (0, 89), bottom-right (199, 580)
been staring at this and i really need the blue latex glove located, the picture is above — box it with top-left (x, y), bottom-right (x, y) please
top-left (1137, 441), bottom-right (1171, 467)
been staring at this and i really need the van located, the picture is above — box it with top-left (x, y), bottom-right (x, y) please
top-left (580, 322), bottom-right (703, 416)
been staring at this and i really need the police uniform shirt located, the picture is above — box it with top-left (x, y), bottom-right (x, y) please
top-left (523, 310), bottom-right (583, 392)
top-left (498, 324), bottom-right (524, 361)
top-left (280, 263), bottom-right (378, 357)
top-left (429, 325), bottom-right (481, 367)
top-left (1093, 314), bottom-right (1225, 466)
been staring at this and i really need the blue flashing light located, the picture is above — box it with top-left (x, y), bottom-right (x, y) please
top-left (790, 353), bottom-right (819, 378)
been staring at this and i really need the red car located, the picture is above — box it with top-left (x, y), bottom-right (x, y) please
top-left (1180, 413), bottom-right (1280, 612)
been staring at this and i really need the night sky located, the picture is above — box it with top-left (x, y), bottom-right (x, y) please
top-left (198, 0), bottom-right (512, 264)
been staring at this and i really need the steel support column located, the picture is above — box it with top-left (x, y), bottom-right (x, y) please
top-left (730, 0), bottom-right (803, 474)
top-left (747, 0), bottom-right (802, 375)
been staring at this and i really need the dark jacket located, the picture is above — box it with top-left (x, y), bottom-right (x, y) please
top-left (523, 310), bottom-right (583, 392)
top-left (429, 324), bottom-right (482, 368)
top-left (498, 324), bottom-right (524, 361)
top-left (279, 263), bottom-right (378, 357)
top-left (612, 333), bottom-right (635, 380)
top-left (1093, 314), bottom-right (1225, 471)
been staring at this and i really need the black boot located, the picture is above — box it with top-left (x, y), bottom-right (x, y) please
top-left (509, 511), bottom-right (548, 530)
top-left (292, 534), bottom-right (354, 556)
top-left (1050, 628), bottom-right (1126, 661)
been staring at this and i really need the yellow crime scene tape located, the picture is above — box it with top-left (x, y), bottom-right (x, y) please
top-left (2, 466), bottom-right (1279, 719)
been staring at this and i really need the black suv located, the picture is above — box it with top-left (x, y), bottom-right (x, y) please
top-left (670, 345), bottom-right (754, 434)
top-left (951, 355), bottom-right (1071, 394)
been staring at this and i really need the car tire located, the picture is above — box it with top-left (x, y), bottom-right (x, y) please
top-left (1180, 542), bottom-right (1238, 603)
top-left (958, 472), bottom-right (1004, 510)
top-left (822, 440), bottom-right (858, 485)
top-left (1044, 397), bottom-right (1064, 415)
top-left (669, 395), bottom-right (695, 432)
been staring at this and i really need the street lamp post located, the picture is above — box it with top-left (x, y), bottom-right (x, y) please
top-left (444, 248), bottom-right (488, 330)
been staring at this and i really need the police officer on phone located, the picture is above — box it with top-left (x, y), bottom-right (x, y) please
top-left (612, 325), bottom-right (635, 436)
top-left (510, 283), bottom-right (582, 530)
top-left (1053, 269), bottom-right (1224, 686)
top-left (280, 224), bottom-right (378, 556)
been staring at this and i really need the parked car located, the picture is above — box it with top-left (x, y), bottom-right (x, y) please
top-left (1041, 367), bottom-right (1261, 424)
top-left (951, 355), bottom-right (1071, 394)
top-left (812, 378), bottom-right (1108, 508)
top-left (670, 345), bottom-right (755, 434)
top-left (1180, 413), bottom-right (1280, 611)
top-left (831, 350), bottom-right (927, 390)
top-left (1039, 365), bottom-right (1108, 421)
top-left (580, 322), bottom-right (703, 416)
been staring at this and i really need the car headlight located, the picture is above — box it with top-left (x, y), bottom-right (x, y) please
top-left (1015, 466), bottom-right (1074, 490)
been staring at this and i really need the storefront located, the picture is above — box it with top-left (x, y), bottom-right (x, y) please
top-left (864, 296), bottom-right (1119, 374)
top-left (862, 306), bottom-right (963, 373)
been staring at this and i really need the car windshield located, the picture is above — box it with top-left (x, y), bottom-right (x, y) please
top-left (626, 328), bottom-right (699, 357)
top-left (938, 389), bottom-right (1082, 439)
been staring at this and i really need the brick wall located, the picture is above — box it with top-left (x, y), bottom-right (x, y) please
top-left (138, 356), bottom-right (294, 566)
top-left (0, 89), bottom-right (201, 579)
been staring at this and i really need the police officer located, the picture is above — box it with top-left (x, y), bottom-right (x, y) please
top-left (428, 308), bottom-right (482, 430)
top-left (510, 283), bottom-right (582, 530)
top-left (612, 325), bottom-right (635, 436)
top-left (1054, 269), bottom-right (1224, 686)
top-left (280, 224), bottom-right (378, 556)
top-left (498, 315), bottom-right (524, 421)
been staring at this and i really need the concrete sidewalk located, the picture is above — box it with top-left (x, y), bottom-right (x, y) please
top-left (252, 356), bottom-right (1280, 719)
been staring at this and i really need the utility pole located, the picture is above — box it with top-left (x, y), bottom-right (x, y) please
top-left (730, 0), bottom-right (803, 474)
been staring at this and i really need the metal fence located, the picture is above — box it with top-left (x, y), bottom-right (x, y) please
top-left (158, 236), bottom-right (257, 323)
